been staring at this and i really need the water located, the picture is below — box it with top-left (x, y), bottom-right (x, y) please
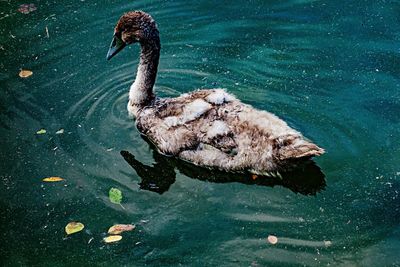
top-left (1, 0), bottom-right (400, 266)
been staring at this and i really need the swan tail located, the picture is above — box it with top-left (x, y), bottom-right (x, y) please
top-left (278, 139), bottom-right (325, 160)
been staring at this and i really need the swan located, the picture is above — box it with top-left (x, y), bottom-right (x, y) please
top-left (107, 11), bottom-right (324, 176)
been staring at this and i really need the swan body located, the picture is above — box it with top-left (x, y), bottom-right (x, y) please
top-left (107, 11), bottom-right (324, 175)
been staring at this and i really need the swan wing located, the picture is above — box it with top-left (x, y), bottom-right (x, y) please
top-left (136, 89), bottom-right (324, 172)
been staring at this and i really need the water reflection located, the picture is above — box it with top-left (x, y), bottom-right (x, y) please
top-left (120, 139), bottom-right (326, 196)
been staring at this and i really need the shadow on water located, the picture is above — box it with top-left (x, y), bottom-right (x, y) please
top-left (120, 140), bottom-right (326, 196)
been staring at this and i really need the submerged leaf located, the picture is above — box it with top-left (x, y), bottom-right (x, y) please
top-left (267, 235), bottom-right (278, 245)
top-left (36, 129), bottom-right (46, 134)
top-left (109, 188), bottom-right (122, 204)
top-left (17, 4), bottom-right (37, 14)
top-left (19, 69), bottom-right (33, 78)
top-left (65, 222), bottom-right (84, 235)
top-left (103, 235), bottom-right (122, 243)
top-left (108, 224), bottom-right (135, 235)
top-left (43, 176), bottom-right (64, 182)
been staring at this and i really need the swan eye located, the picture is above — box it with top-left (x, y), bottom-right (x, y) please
top-left (120, 28), bottom-right (142, 44)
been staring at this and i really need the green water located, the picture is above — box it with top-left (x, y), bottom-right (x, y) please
top-left (1, 0), bottom-right (400, 266)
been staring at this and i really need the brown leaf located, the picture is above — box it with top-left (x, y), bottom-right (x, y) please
top-left (267, 235), bottom-right (278, 245)
top-left (19, 69), bottom-right (33, 78)
top-left (108, 224), bottom-right (135, 235)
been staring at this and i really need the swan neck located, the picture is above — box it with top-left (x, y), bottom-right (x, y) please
top-left (129, 37), bottom-right (160, 109)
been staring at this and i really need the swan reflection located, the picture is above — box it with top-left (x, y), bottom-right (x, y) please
top-left (120, 146), bottom-right (326, 196)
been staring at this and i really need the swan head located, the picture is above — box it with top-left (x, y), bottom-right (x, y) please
top-left (107, 11), bottom-right (159, 60)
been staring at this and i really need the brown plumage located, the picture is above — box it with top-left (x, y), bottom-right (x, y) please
top-left (107, 11), bottom-right (324, 175)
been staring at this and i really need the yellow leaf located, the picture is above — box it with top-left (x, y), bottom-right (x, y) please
top-left (108, 224), bottom-right (135, 235)
top-left (103, 235), bottom-right (122, 243)
top-left (267, 235), bottom-right (278, 245)
top-left (65, 222), bottom-right (84, 235)
top-left (19, 69), bottom-right (33, 78)
top-left (36, 129), bottom-right (46, 134)
top-left (42, 177), bottom-right (64, 182)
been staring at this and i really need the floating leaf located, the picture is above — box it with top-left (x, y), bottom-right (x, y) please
top-left (43, 176), bottom-right (64, 182)
top-left (103, 235), bottom-right (122, 243)
top-left (65, 222), bottom-right (84, 235)
top-left (36, 129), bottom-right (46, 134)
top-left (17, 4), bottom-right (37, 14)
top-left (55, 128), bottom-right (64, 134)
top-left (19, 69), bottom-right (33, 78)
top-left (267, 235), bottom-right (278, 245)
top-left (108, 224), bottom-right (135, 235)
top-left (109, 188), bottom-right (122, 204)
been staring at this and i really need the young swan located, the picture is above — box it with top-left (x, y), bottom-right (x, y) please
top-left (107, 11), bottom-right (324, 175)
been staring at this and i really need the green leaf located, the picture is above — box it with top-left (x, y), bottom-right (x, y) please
top-left (109, 188), bottom-right (122, 204)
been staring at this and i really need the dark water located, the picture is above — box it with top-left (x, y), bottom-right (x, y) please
top-left (1, 0), bottom-right (400, 266)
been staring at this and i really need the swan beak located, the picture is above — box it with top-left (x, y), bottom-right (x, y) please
top-left (107, 35), bottom-right (126, 60)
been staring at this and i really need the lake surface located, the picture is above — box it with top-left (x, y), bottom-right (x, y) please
top-left (1, 0), bottom-right (400, 266)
